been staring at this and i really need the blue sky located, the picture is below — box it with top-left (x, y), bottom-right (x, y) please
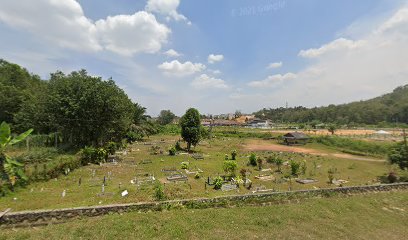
top-left (1, 0), bottom-right (408, 116)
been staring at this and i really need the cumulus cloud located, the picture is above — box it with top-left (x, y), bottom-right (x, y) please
top-left (191, 74), bottom-right (228, 89)
top-left (164, 49), bottom-right (181, 57)
top-left (158, 60), bottom-right (206, 77)
top-left (267, 62), bottom-right (283, 69)
top-left (208, 54), bottom-right (224, 64)
top-left (0, 0), bottom-right (171, 56)
top-left (298, 38), bottom-right (366, 58)
top-left (145, 0), bottom-right (191, 24)
top-left (0, 0), bottom-right (100, 52)
top-left (95, 12), bottom-right (170, 56)
top-left (248, 73), bottom-right (297, 88)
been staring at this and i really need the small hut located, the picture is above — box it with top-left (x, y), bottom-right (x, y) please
top-left (283, 132), bottom-right (310, 145)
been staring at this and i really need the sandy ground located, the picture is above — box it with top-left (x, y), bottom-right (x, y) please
top-left (261, 129), bottom-right (403, 136)
top-left (244, 141), bottom-right (385, 162)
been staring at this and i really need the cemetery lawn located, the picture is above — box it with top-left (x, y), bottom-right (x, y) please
top-left (1, 191), bottom-right (407, 239)
top-left (0, 134), bottom-right (398, 211)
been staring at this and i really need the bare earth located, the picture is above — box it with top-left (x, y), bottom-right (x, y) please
top-left (244, 141), bottom-right (385, 162)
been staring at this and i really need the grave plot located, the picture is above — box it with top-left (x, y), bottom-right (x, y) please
top-left (140, 159), bottom-right (152, 164)
top-left (221, 183), bottom-right (238, 192)
top-left (296, 179), bottom-right (318, 184)
top-left (161, 167), bottom-right (178, 175)
top-left (191, 153), bottom-right (204, 160)
top-left (131, 173), bottom-right (156, 186)
top-left (166, 173), bottom-right (188, 182)
top-left (254, 174), bottom-right (275, 181)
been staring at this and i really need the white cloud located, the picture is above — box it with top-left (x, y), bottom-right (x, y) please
top-left (298, 38), bottom-right (366, 58)
top-left (164, 49), bottom-right (181, 57)
top-left (95, 12), bottom-right (170, 56)
top-left (191, 74), bottom-right (228, 89)
top-left (208, 69), bottom-right (222, 75)
top-left (248, 73), bottom-right (297, 88)
top-left (0, 0), bottom-right (101, 52)
top-left (208, 54), bottom-right (224, 64)
top-left (0, 0), bottom-right (171, 56)
top-left (145, 0), bottom-right (190, 24)
top-left (158, 60), bottom-right (206, 77)
top-left (267, 62), bottom-right (283, 69)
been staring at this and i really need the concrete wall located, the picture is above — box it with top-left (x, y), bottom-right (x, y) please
top-left (1, 183), bottom-right (407, 226)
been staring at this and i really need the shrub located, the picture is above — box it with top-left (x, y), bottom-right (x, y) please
top-left (266, 155), bottom-right (275, 164)
top-left (300, 160), bottom-right (307, 175)
top-left (80, 147), bottom-right (107, 165)
top-left (213, 176), bottom-right (223, 190)
top-left (290, 160), bottom-right (300, 176)
top-left (105, 141), bottom-right (118, 155)
top-left (387, 172), bottom-right (398, 183)
top-left (168, 147), bottom-right (176, 156)
top-left (328, 167), bottom-right (337, 184)
top-left (175, 141), bottom-right (182, 151)
top-left (223, 160), bottom-right (238, 177)
top-left (126, 131), bottom-right (143, 143)
top-left (257, 158), bottom-right (263, 170)
top-left (275, 157), bottom-right (284, 172)
top-left (249, 153), bottom-right (257, 166)
top-left (181, 162), bottom-right (189, 169)
top-left (154, 182), bottom-right (166, 201)
top-left (194, 172), bottom-right (200, 179)
top-left (224, 154), bottom-right (229, 160)
top-left (231, 150), bottom-right (237, 160)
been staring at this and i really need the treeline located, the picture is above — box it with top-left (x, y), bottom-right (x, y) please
top-left (0, 59), bottom-right (157, 148)
top-left (254, 85), bottom-right (408, 125)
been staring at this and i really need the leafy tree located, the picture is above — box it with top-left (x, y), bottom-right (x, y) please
top-left (0, 122), bottom-right (33, 191)
top-left (45, 70), bottom-right (134, 147)
top-left (275, 157), bottom-right (284, 172)
top-left (328, 124), bottom-right (337, 135)
top-left (180, 108), bottom-right (202, 151)
top-left (157, 110), bottom-right (176, 125)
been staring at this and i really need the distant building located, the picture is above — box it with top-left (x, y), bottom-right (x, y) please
top-left (245, 118), bottom-right (270, 129)
top-left (282, 132), bottom-right (310, 145)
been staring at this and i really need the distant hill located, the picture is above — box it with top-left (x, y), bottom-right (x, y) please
top-left (254, 85), bottom-right (408, 125)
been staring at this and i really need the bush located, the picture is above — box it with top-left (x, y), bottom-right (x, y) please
top-left (125, 131), bottom-right (143, 143)
top-left (181, 162), bottom-right (189, 169)
top-left (231, 150), bottom-right (237, 160)
top-left (213, 176), bottom-right (223, 190)
top-left (224, 154), bottom-right (229, 160)
top-left (194, 172), bottom-right (200, 179)
top-left (175, 141), bottom-right (182, 151)
top-left (105, 141), bottom-right (118, 155)
top-left (168, 147), bottom-right (176, 156)
top-left (387, 172), bottom-right (398, 183)
top-left (223, 160), bottom-right (238, 176)
top-left (80, 147), bottom-right (107, 165)
top-left (249, 153), bottom-right (257, 166)
top-left (154, 182), bottom-right (166, 201)
top-left (290, 160), bottom-right (300, 176)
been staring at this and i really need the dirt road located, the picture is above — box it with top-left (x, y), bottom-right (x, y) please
top-left (244, 141), bottom-right (385, 162)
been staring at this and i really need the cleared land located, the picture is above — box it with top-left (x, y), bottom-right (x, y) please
top-left (1, 191), bottom-right (407, 239)
top-left (244, 139), bottom-right (386, 162)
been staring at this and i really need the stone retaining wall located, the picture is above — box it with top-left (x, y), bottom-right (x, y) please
top-left (1, 183), bottom-right (407, 226)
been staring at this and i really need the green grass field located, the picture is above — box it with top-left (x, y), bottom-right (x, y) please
top-left (1, 191), bottom-right (407, 239)
top-left (0, 134), bottom-right (398, 212)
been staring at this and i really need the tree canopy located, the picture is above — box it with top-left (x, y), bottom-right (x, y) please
top-left (180, 108), bottom-right (202, 151)
top-left (157, 110), bottom-right (176, 125)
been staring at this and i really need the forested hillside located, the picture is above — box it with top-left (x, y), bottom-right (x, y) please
top-left (254, 85), bottom-right (408, 125)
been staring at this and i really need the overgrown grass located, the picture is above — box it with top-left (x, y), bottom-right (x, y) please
top-left (1, 191), bottom-right (407, 239)
top-left (313, 135), bottom-right (393, 157)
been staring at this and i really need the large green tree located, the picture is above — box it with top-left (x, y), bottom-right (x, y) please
top-left (180, 108), bottom-right (202, 151)
top-left (157, 110), bottom-right (176, 125)
top-left (45, 70), bottom-right (134, 147)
